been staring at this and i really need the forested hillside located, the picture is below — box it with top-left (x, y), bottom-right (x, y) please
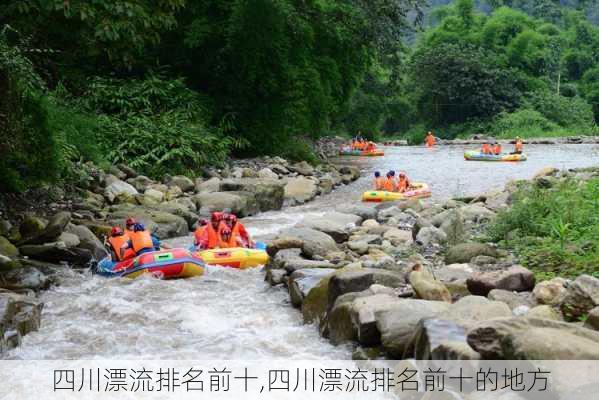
top-left (1, 0), bottom-right (598, 191)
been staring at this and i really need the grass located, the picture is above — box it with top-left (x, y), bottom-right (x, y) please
top-left (487, 176), bottom-right (599, 280)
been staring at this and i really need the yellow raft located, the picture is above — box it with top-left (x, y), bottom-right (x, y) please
top-left (362, 182), bottom-right (431, 202)
top-left (195, 247), bottom-right (269, 269)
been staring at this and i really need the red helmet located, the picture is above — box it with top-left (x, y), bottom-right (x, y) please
top-left (211, 212), bottom-right (223, 222)
top-left (198, 218), bottom-right (209, 226)
top-left (110, 226), bottom-right (124, 236)
top-left (227, 214), bottom-right (238, 223)
top-left (125, 217), bottom-right (136, 227)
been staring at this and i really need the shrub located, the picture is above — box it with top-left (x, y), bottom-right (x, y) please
top-left (490, 108), bottom-right (560, 138)
top-left (524, 90), bottom-right (595, 128)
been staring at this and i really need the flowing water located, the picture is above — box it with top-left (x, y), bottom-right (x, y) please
top-left (7, 144), bottom-right (598, 360)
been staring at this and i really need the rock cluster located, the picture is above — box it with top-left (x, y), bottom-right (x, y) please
top-left (265, 168), bottom-right (599, 360)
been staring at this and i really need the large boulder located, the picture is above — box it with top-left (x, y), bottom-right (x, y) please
top-left (439, 209), bottom-right (467, 245)
top-left (376, 300), bottom-right (451, 357)
top-left (274, 228), bottom-right (338, 259)
top-left (533, 277), bottom-right (568, 306)
top-left (289, 268), bottom-right (336, 308)
top-left (415, 226), bottom-right (447, 247)
top-left (484, 190), bottom-right (511, 212)
top-left (64, 224), bottom-right (108, 260)
top-left (128, 175), bottom-right (154, 192)
top-left (405, 296), bottom-right (512, 359)
top-left (284, 177), bottom-right (318, 205)
top-left (445, 242), bottom-right (498, 264)
top-left (289, 161), bottom-right (315, 176)
top-left (19, 212), bottom-right (72, 246)
top-left (193, 191), bottom-right (258, 217)
top-left (560, 274), bottom-right (599, 321)
top-left (220, 178), bottom-right (285, 212)
top-left (300, 212), bottom-right (362, 243)
top-left (19, 216), bottom-right (47, 240)
top-left (383, 228), bottom-right (413, 245)
top-left (584, 307), bottom-right (599, 331)
top-left (467, 317), bottom-right (599, 359)
top-left (328, 269), bottom-right (406, 307)
top-left (0, 290), bottom-right (43, 351)
top-left (104, 179), bottom-right (139, 203)
top-left (467, 265), bottom-right (535, 296)
top-left (142, 188), bottom-right (165, 205)
top-left (19, 243), bottom-right (92, 266)
top-left (409, 270), bottom-right (452, 302)
top-left (284, 259), bottom-right (337, 274)
top-left (266, 248), bottom-right (302, 270)
top-left (488, 289), bottom-right (536, 310)
top-left (0, 266), bottom-right (51, 291)
top-left (336, 204), bottom-right (378, 221)
top-left (0, 236), bottom-right (18, 257)
top-left (460, 204), bottom-right (496, 222)
top-left (195, 177), bottom-right (221, 193)
top-left (257, 168), bottom-right (279, 180)
top-left (167, 175), bottom-right (195, 192)
top-left (158, 201), bottom-right (200, 230)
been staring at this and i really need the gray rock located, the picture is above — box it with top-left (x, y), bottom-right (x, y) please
top-left (195, 177), bottom-right (221, 193)
top-left (411, 218), bottom-right (432, 240)
top-left (19, 243), bottom-right (92, 266)
top-left (64, 224), bottom-right (108, 260)
top-left (439, 209), bottom-right (467, 245)
top-left (445, 242), bottom-right (498, 264)
top-left (328, 268), bottom-right (406, 307)
top-left (0, 290), bottom-right (43, 351)
top-left (143, 188), bottom-right (165, 205)
top-left (168, 175), bottom-right (195, 192)
top-left (257, 168), bottom-right (279, 180)
top-left (300, 212), bottom-right (362, 243)
top-left (377, 300), bottom-right (451, 357)
top-left (194, 191), bottom-right (258, 217)
top-left (289, 268), bottom-right (335, 307)
top-left (57, 232), bottom-right (80, 247)
top-left (265, 269), bottom-right (287, 286)
top-left (526, 305), bottom-right (562, 320)
top-left (415, 226), bottom-right (447, 247)
top-left (0, 236), bottom-right (18, 257)
top-left (106, 205), bottom-right (188, 239)
top-left (284, 259), bottom-right (336, 274)
top-left (484, 190), bottom-right (511, 212)
top-left (467, 317), bottom-right (599, 359)
top-left (584, 307), bottom-right (599, 331)
top-left (488, 289), bottom-right (536, 310)
top-left (284, 177), bottom-right (318, 205)
top-left (275, 228), bottom-right (338, 259)
top-left (266, 248), bottom-right (302, 270)
top-left (220, 178), bottom-right (285, 212)
top-left (0, 254), bottom-right (21, 271)
top-left (460, 204), bottom-right (496, 222)
top-left (560, 274), bottom-right (599, 321)
top-left (128, 175), bottom-right (154, 192)
top-left (410, 270), bottom-right (452, 302)
top-left (104, 180), bottom-right (138, 203)
top-left (383, 228), bottom-right (413, 245)
top-left (0, 266), bottom-right (51, 291)
top-left (533, 277), bottom-right (568, 306)
top-left (467, 265), bottom-right (535, 296)
top-left (336, 204), bottom-right (378, 220)
top-left (117, 164), bottom-right (137, 179)
top-left (289, 161), bottom-right (315, 176)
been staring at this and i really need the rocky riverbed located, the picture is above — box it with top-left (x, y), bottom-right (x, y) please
top-left (0, 156), bottom-right (360, 353)
top-left (264, 165), bottom-right (599, 360)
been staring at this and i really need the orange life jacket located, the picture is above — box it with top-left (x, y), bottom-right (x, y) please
top-left (426, 134), bottom-right (435, 147)
top-left (204, 224), bottom-right (221, 249)
top-left (193, 226), bottom-right (207, 245)
top-left (396, 177), bottom-right (410, 192)
top-left (108, 233), bottom-right (134, 261)
top-left (482, 144), bottom-right (490, 154)
top-left (129, 230), bottom-right (154, 253)
top-left (494, 144), bottom-right (502, 155)
top-left (383, 177), bottom-right (395, 192)
top-left (515, 140), bottom-right (523, 152)
top-left (375, 177), bottom-right (385, 190)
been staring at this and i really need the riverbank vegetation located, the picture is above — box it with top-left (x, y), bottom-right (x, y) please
top-left (1, 0), bottom-right (598, 191)
top-left (488, 176), bottom-right (599, 280)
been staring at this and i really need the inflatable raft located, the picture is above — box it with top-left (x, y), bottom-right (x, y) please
top-left (338, 149), bottom-right (385, 157)
top-left (95, 248), bottom-right (205, 279)
top-left (362, 182), bottom-right (431, 202)
top-left (192, 242), bottom-right (269, 269)
top-left (464, 151), bottom-right (527, 162)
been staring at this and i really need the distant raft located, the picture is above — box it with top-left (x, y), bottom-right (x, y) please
top-left (464, 151), bottom-right (527, 162)
top-left (362, 182), bottom-right (431, 202)
top-left (192, 242), bottom-right (269, 269)
top-left (338, 149), bottom-right (385, 157)
top-left (95, 248), bottom-right (205, 279)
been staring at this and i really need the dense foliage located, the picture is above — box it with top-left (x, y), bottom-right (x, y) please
top-left (488, 177), bottom-right (599, 280)
top-left (1, 0), bottom-right (598, 190)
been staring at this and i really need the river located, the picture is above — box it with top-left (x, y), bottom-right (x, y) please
top-left (7, 143), bottom-right (598, 360)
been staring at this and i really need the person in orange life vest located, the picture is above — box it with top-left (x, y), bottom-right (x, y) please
top-left (374, 171), bottom-right (385, 190)
top-left (383, 171), bottom-right (395, 192)
top-left (125, 217), bottom-right (136, 233)
top-left (425, 131), bottom-right (435, 147)
top-left (120, 223), bottom-right (161, 257)
top-left (193, 218), bottom-right (209, 247)
top-left (196, 212), bottom-right (227, 250)
top-left (396, 172), bottom-right (411, 193)
top-left (106, 226), bottom-right (134, 261)
top-left (493, 142), bottom-right (502, 155)
top-left (481, 142), bottom-right (491, 155)
top-left (226, 214), bottom-right (252, 248)
top-left (366, 141), bottom-right (376, 152)
top-left (513, 136), bottom-right (523, 154)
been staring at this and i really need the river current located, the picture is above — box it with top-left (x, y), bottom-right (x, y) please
top-left (8, 143), bottom-right (598, 360)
